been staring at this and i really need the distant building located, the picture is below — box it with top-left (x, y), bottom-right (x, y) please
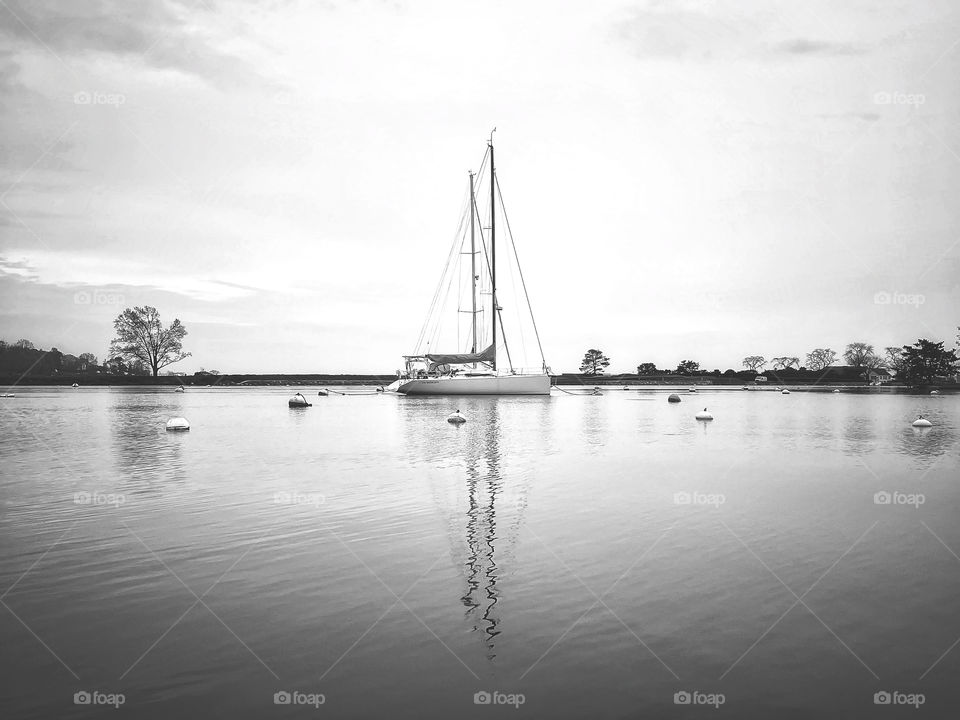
top-left (103, 357), bottom-right (126, 374)
top-left (867, 368), bottom-right (892, 384)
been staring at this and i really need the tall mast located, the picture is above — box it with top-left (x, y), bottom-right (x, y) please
top-left (469, 171), bottom-right (477, 361)
top-left (489, 135), bottom-right (496, 371)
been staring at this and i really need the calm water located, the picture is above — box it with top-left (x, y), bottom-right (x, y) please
top-left (1, 386), bottom-right (958, 719)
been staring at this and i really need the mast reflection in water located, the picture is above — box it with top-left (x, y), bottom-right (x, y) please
top-left (461, 403), bottom-right (504, 659)
top-left (400, 397), bottom-right (540, 665)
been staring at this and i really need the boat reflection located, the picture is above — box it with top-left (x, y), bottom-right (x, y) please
top-left (399, 396), bottom-right (548, 663)
top-left (461, 402), bottom-right (503, 660)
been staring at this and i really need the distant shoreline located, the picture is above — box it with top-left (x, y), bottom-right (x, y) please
top-left (3, 372), bottom-right (956, 390)
top-left (0, 373), bottom-right (396, 387)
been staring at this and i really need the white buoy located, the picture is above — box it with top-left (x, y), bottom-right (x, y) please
top-left (447, 410), bottom-right (466, 424)
top-left (668, 393), bottom-right (682, 403)
top-left (912, 415), bottom-right (932, 427)
top-left (695, 408), bottom-right (713, 421)
top-left (930, 390), bottom-right (940, 395)
top-left (782, 389), bottom-right (791, 394)
top-left (832, 389), bottom-right (840, 393)
top-left (166, 417), bottom-right (190, 431)
top-left (289, 393), bottom-right (311, 407)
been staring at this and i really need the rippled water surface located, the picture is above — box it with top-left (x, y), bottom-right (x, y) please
top-left (1, 386), bottom-right (959, 718)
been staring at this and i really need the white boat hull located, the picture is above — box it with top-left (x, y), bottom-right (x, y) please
top-left (396, 374), bottom-right (550, 396)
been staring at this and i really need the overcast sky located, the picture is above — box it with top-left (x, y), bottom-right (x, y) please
top-left (1, 0), bottom-right (958, 374)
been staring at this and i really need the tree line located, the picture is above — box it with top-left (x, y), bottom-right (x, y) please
top-left (581, 332), bottom-right (960, 386)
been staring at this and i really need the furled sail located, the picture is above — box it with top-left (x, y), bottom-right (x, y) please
top-left (426, 343), bottom-right (495, 366)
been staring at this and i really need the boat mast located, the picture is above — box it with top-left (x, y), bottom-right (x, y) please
top-left (469, 171), bottom-right (477, 365)
top-left (490, 134), bottom-right (496, 371)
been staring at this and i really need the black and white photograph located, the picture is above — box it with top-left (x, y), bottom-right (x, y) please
top-left (1, 1), bottom-right (959, 717)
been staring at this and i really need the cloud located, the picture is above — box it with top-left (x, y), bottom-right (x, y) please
top-left (0, 47), bottom-right (22, 91)
top-left (0, 250), bottom-right (261, 302)
top-left (612, 2), bottom-right (869, 63)
top-left (613, 3), bottom-right (755, 61)
top-left (817, 112), bottom-right (882, 121)
top-left (0, 256), bottom-right (38, 279)
top-left (775, 38), bottom-right (865, 56)
top-left (0, 0), bottom-right (273, 88)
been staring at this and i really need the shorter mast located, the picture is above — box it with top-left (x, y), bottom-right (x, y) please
top-left (469, 171), bottom-right (477, 366)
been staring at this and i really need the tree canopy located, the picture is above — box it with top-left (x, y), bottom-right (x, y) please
top-left (899, 339), bottom-right (958, 385)
top-left (884, 347), bottom-right (908, 374)
top-left (109, 306), bottom-right (190, 377)
top-left (843, 342), bottom-right (876, 368)
top-left (579, 349), bottom-right (610, 375)
top-left (742, 356), bottom-right (766, 372)
top-left (805, 348), bottom-right (836, 372)
top-left (771, 356), bottom-right (800, 370)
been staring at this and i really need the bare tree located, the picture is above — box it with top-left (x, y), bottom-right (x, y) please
top-left (109, 306), bottom-right (190, 377)
top-left (742, 356), bottom-right (766, 372)
top-left (770, 356), bottom-right (799, 370)
top-left (843, 342), bottom-right (875, 368)
top-left (884, 347), bottom-right (907, 374)
top-left (805, 348), bottom-right (837, 371)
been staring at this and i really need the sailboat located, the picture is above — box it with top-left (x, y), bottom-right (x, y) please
top-left (392, 135), bottom-right (551, 396)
